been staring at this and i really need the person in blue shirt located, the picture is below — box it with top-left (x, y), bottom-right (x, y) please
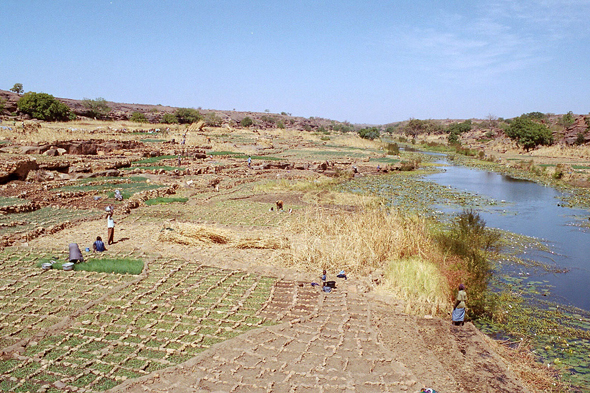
top-left (93, 236), bottom-right (107, 252)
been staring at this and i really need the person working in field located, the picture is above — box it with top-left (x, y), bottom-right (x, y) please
top-left (452, 284), bottom-right (467, 326)
top-left (93, 236), bottom-right (107, 252)
top-left (106, 207), bottom-right (115, 245)
top-left (67, 243), bottom-right (84, 263)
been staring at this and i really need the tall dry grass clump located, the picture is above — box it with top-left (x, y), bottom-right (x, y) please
top-left (285, 207), bottom-right (434, 273)
top-left (284, 207), bottom-right (452, 313)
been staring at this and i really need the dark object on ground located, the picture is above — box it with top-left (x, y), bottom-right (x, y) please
top-left (326, 281), bottom-right (336, 289)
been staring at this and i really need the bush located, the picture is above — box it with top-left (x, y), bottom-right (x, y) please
top-left (358, 127), bottom-right (380, 140)
top-left (17, 92), bottom-right (72, 121)
top-left (448, 131), bottom-right (460, 145)
top-left (175, 108), bottom-right (201, 124)
top-left (520, 111), bottom-right (547, 121)
top-left (447, 120), bottom-right (472, 135)
top-left (240, 116), bottom-right (253, 127)
top-left (505, 116), bottom-right (553, 151)
top-left (403, 118), bottom-right (444, 136)
top-left (204, 112), bottom-right (222, 127)
top-left (130, 111), bottom-right (147, 123)
top-left (559, 111), bottom-right (575, 129)
top-left (575, 132), bottom-right (586, 145)
top-left (277, 120), bottom-right (285, 129)
top-left (81, 97), bottom-right (111, 119)
top-left (160, 113), bottom-right (178, 124)
top-left (0, 98), bottom-right (6, 113)
top-left (435, 210), bottom-right (500, 318)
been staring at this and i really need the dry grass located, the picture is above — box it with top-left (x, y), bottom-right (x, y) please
top-left (282, 207), bottom-right (453, 314)
top-left (529, 144), bottom-right (590, 159)
top-left (285, 207), bottom-right (437, 273)
top-left (380, 257), bottom-right (449, 316)
top-left (329, 134), bottom-right (384, 150)
top-left (158, 222), bottom-right (232, 245)
top-left (159, 222), bottom-right (287, 250)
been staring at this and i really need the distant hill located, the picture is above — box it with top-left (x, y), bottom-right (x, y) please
top-left (0, 89), bottom-right (350, 132)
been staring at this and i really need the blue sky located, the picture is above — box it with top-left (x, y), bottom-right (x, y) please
top-left (1, 0), bottom-right (589, 124)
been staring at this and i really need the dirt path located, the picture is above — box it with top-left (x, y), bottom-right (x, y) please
top-left (106, 281), bottom-right (527, 393)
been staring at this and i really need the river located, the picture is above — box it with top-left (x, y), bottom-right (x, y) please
top-left (424, 158), bottom-right (590, 311)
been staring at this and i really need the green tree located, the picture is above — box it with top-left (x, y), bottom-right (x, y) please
top-left (240, 116), bottom-right (253, 127)
top-left (129, 111), bottom-right (147, 123)
top-left (81, 97), bottom-right (111, 119)
top-left (403, 118), bottom-right (444, 136)
top-left (160, 113), bottom-right (179, 124)
top-left (357, 127), bottom-right (380, 140)
top-left (447, 120), bottom-right (472, 135)
top-left (520, 111), bottom-right (547, 121)
top-left (505, 116), bottom-right (553, 151)
top-left (10, 83), bottom-right (24, 95)
top-left (17, 92), bottom-right (72, 121)
top-left (558, 111), bottom-right (575, 129)
top-left (174, 108), bottom-right (201, 124)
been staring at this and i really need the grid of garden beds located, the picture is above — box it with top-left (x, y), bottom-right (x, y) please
top-left (0, 250), bottom-right (277, 392)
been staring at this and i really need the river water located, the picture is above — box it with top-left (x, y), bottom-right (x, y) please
top-left (424, 159), bottom-right (590, 310)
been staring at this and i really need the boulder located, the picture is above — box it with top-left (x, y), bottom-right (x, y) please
top-left (0, 156), bottom-right (38, 183)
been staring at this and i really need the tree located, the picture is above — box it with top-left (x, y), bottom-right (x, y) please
top-left (0, 98), bottom-right (6, 113)
top-left (174, 108), bottom-right (201, 124)
top-left (160, 113), bottom-right (179, 124)
top-left (240, 117), bottom-right (253, 127)
top-left (129, 111), bottom-right (147, 123)
top-left (17, 92), bottom-right (72, 121)
top-left (10, 83), bottom-right (24, 95)
top-left (358, 127), bottom-right (380, 140)
top-left (505, 116), bottom-right (553, 151)
top-left (81, 97), bottom-right (111, 119)
top-left (447, 120), bottom-right (472, 135)
top-left (558, 111), bottom-right (575, 129)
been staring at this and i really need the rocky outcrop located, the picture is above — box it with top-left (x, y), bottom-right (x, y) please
top-left (0, 156), bottom-right (38, 183)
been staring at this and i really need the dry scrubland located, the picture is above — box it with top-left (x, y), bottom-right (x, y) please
top-left (0, 119), bottom-right (577, 392)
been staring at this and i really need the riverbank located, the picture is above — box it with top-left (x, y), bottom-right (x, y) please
top-left (0, 122), bottom-right (575, 391)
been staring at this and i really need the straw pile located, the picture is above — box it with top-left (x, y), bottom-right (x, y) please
top-left (158, 222), bottom-right (232, 245)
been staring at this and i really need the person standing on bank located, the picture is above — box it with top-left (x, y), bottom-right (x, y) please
top-left (452, 284), bottom-right (467, 326)
top-left (106, 208), bottom-right (115, 245)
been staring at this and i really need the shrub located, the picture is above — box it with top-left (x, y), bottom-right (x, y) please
top-left (520, 111), bottom-right (547, 121)
top-left (435, 210), bottom-right (500, 318)
top-left (505, 116), bottom-right (553, 151)
top-left (403, 118), bottom-right (444, 136)
top-left (161, 113), bottom-right (178, 124)
top-left (447, 120), bottom-right (472, 135)
top-left (175, 107), bottom-right (202, 124)
top-left (276, 120), bottom-right (285, 129)
top-left (130, 111), bottom-right (147, 123)
top-left (575, 132), bottom-right (586, 145)
top-left (559, 111), bottom-right (575, 129)
top-left (386, 143), bottom-right (400, 155)
top-left (448, 131), bottom-right (460, 145)
top-left (204, 112), bottom-right (222, 127)
top-left (17, 92), bottom-right (72, 121)
top-left (0, 98), bottom-right (5, 113)
top-left (81, 97), bottom-right (111, 119)
top-left (240, 116), bottom-right (253, 127)
top-left (358, 127), bottom-right (380, 140)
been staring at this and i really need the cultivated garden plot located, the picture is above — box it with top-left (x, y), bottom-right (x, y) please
top-left (0, 208), bottom-right (99, 238)
top-left (0, 251), bottom-right (278, 392)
